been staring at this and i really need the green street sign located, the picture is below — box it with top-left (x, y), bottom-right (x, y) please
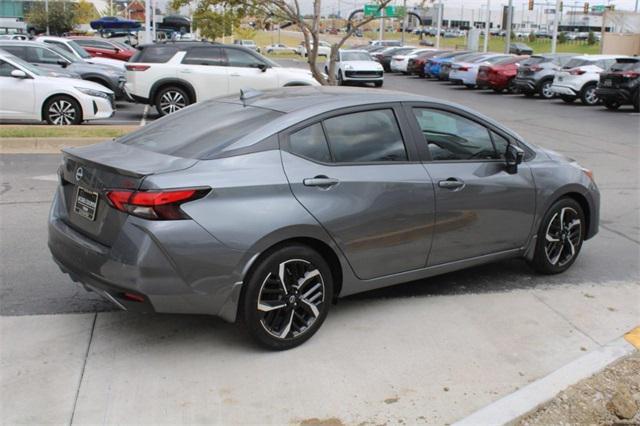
top-left (363, 4), bottom-right (405, 18)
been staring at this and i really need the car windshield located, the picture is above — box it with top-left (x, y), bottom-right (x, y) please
top-left (48, 44), bottom-right (80, 63)
top-left (341, 51), bottom-right (371, 61)
top-left (523, 56), bottom-right (547, 65)
top-left (2, 53), bottom-right (45, 75)
top-left (66, 40), bottom-right (92, 58)
top-left (116, 101), bottom-right (284, 159)
top-left (110, 40), bottom-right (131, 50)
top-left (609, 59), bottom-right (640, 72)
top-left (564, 58), bottom-right (590, 68)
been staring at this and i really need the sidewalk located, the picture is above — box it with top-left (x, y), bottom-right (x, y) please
top-left (2, 281), bottom-right (638, 425)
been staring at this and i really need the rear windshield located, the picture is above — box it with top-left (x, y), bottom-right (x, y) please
top-left (522, 56), bottom-right (548, 65)
top-left (116, 102), bottom-right (283, 159)
top-left (563, 58), bottom-right (590, 69)
top-left (610, 59), bottom-right (640, 72)
top-left (131, 45), bottom-right (179, 63)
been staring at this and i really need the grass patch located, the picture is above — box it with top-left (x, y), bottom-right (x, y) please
top-left (0, 125), bottom-right (136, 138)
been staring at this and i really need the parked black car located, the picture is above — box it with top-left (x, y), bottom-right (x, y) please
top-left (596, 57), bottom-right (640, 112)
top-left (372, 46), bottom-right (415, 72)
top-left (514, 53), bottom-right (576, 99)
top-left (157, 15), bottom-right (191, 33)
top-left (509, 43), bottom-right (533, 55)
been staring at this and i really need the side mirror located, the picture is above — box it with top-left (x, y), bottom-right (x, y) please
top-left (257, 63), bottom-right (268, 72)
top-left (505, 144), bottom-right (525, 174)
top-left (10, 69), bottom-right (28, 79)
top-left (113, 47), bottom-right (120, 53)
top-left (57, 59), bottom-right (69, 68)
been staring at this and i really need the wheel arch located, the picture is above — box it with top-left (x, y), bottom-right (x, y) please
top-left (41, 93), bottom-right (83, 122)
top-left (81, 74), bottom-right (114, 91)
top-left (149, 78), bottom-right (197, 104)
top-left (283, 81), bottom-right (314, 87)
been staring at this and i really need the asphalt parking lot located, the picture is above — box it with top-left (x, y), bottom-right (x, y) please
top-left (1, 68), bottom-right (639, 424)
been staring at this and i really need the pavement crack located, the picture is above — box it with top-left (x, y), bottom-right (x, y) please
top-left (0, 182), bottom-right (11, 196)
top-left (532, 292), bottom-right (600, 347)
top-left (69, 312), bottom-right (97, 426)
top-left (600, 224), bottom-right (640, 245)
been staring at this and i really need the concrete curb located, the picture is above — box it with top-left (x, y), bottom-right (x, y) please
top-left (0, 137), bottom-right (105, 154)
top-left (453, 332), bottom-right (638, 426)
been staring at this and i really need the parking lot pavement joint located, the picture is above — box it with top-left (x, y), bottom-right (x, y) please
top-left (531, 292), bottom-right (601, 347)
top-left (69, 312), bottom-right (97, 426)
top-left (624, 327), bottom-right (640, 350)
top-left (600, 224), bottom-right (640, 246)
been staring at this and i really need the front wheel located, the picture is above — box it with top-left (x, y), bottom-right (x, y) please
top-left (155, 86), bottom-right (190, 116)
top-left (580, 83), bottom-right (599, 106)
top-left (240, 244), bottom-right (333, 350)
top-left (337, 71), bottom-right (344, 86)
top-left (374, 80), bottom-right (383, 87)
top-left (528, 198), bottom-right (585, 274)
top-left (539, 80), bottom-right (555, 99)
top-left (43, 95), bottom-right (82, 125)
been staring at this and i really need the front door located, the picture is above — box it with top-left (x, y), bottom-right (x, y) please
top-left (0, 61), bottom-right (35, 119)
top-left (281, 106), bottom-right (435, 280)
top-left (407, 106), bottom-right (536, 266)
top-left (224, 47), bottom-right (278, 93)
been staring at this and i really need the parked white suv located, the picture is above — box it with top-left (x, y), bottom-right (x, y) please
top-left (295, 41), bottom-right (331, 57)
top-left (0, 51), bottom-right (114, 124)
top-left (324, 49), bottom-right (383, 87)
top-left (550, 54), bottom-right (628, 105)
top-left (36, 36), bottom-right (126, 70)
top-left (125, 42), bottom-right (319, 116)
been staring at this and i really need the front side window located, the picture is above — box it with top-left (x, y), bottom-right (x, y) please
top-left (26, 46), bottom-right (62, 64)
top-left (225, 48), bottom-right (264, 68)
top-left (413, 108), bottom-right (498, 161)
top-left (182, 47), bottom-right (225, 66)
top-left (323, 109), bottom-right (407, 163)
top-left (289, 123), bottom-right (331, 163)
top-left (0, 60), bottom-right (17, 77)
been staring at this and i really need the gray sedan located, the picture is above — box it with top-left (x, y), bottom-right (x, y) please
top-left (0, 40), bottom-right (126, 98)
top-left (48, 87), bottom-right (599, 350)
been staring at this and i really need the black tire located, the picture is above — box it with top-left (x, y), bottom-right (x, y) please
top-left (507, 79), bottom-right (519, 94)
top-left (155, 85), bottom-right (190, 116)
top-left (603, 99), bottom-right (621, 110)
top-left (633, 91), bottom-right (639, 112)
top-left (43, 95), bottom-right (82, 125)
top-left (465, 84), bottom-right (476, 89)
top-left (560, 95), bottom-right (576, 103)
top-left (337, 71), bottom-right (344, 86)
top-left (580, 83), bottom-right (599, 106)
top-left (523, 91), bottom-right (535, 97)
top-left (538, 79), bottom-right (555, 99)
top-left (493, 88), bottom-right (504, 93)
top-left (528, 198), bottom-right (586, 275)
top-left (374, 80), bottom-right (383, 87)
top-left (240, 244), bottom-right (333, 350)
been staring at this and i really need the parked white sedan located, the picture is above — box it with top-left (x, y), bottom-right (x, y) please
top-left (36, 36), bottom-right (126, 70)
top-left (390, 48), bottom-right (436, 73)
top-left (0, 51), bottom-right (114, 124)
top-left (324, 49), bottom-right (384, 87)
top-left (449, 53), bottom-right (513, 88)
top-left (295, 41), bottom-right (331, 57)
top-left (265, 43), bottom-right (296, 54)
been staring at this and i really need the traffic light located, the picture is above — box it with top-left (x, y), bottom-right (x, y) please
top-left (528, 0), bottom-right (534, 11)
top-left (583, 2), bottom-right (589, 13)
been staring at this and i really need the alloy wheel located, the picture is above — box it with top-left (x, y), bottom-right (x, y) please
top-left (48, 100), bottom-right (77, 125)
top-left (160, 91), bottom-right (186, 114)
top-left (584, 87), bottom-right (598, 105)
top-left (541, 81), bottom-right (554, 99)
top-left (257, 259), bottom-right (325, 340)
top-left (544, 207), bottom-right (582, 267)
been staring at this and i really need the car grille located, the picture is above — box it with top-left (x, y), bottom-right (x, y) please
top-left (345, 71), bottom-right (383, 78)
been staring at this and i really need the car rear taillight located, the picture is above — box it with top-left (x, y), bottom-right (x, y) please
top-left (125, 64), bottom-right (151, 71)
top-left (528, 65), bottom-right (542, 72)
top-left (105, 188), bottom-right (210, 220)
top-left (622, 71), bottom-right (640, 78)
top-left (458, 66), bottom-right (469, 71)
top-left (568, 68), bottom-right (586, 75)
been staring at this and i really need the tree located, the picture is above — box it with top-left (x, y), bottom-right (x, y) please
top-left (73, 0), bottom-right (99, 25)
top-left (26, 0), bottom-right (75, 35)
top-left (170, 0), bottom-right (394, 85)
top-left (191, 8), bottom-right (244, 40)
top-left (235, 26), bottom-right (257, 40)
top-left (587, 30), bottom-right (597, 46)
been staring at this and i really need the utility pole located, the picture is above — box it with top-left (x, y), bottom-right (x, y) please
top-left (505, 0), bottom-right (513, 53)
top-left (551, 0), bottom-right (561, 53)
top-left (401, 0), bottom-right (407, 44)
top-left (144, 0), bottom-right (152, 43)
top-left (483, 0), bottom-right (491, 52)
top-left (636, 0), bottom-right (639, 12)
top-left (45, 0), bottom-right (49, 35)
top-left (379, 6), bottom-right (384, 41)
top-left (435, 0), bottom-right (442, 48)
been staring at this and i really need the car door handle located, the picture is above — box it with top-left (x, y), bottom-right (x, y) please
top-left (180, 69), bottom-right (192, 74)
top-left (230, 73), bottom-right (240, 77)
top-left (438, 178), bottom-right (465, 190)
top-left (303, 176), bottom-right (340, 188)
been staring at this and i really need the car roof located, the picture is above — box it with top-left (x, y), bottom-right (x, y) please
top-left (572, 54), bottom-right (629, 60)
top-left (0, 40), bottom-right (50, 47)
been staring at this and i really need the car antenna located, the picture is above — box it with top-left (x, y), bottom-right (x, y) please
top-left (239, 88), bottom-right (262, 107)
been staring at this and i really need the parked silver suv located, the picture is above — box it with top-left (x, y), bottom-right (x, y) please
top-left (514, 53), bottom-right (576, 99)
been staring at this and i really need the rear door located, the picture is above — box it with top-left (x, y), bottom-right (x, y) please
top-left (179, 46), bottom-right (229, 100)
top-left (405, 104), bottom-right (536, 266)
top-left (280, 104), bottom-right (435, 280)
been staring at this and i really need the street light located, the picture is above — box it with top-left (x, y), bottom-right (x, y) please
top-left (483, 0), bottom-right (491, 53)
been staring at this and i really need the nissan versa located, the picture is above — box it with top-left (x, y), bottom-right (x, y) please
top-left (48, 87), bottom-right (599, 350)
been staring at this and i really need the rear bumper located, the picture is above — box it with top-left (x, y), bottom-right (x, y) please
top-left (47, 187), bottom-right (247, 322)
top-left (513, 77), bottom-right (537, 92)
top-left (595, 87), bottom-right (634, 103)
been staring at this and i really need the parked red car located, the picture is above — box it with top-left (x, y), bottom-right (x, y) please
top-left (68, 37), bottom-right (136, 61)
top-left (476, 55), bottom-right (529, 93)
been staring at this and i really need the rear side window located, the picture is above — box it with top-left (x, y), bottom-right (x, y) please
top-left (182, 47), bottom-right (225, 66)
top-left (131, 45), bottom-right (179, 63)
top-left (322, 109), bottom-right (407, 163)
top-left (564, 58), bottom-right (589, 69)
top-left (289, 123), bottom-right (331, 163)
top-left (116, 102), bottom-right (282, 159)
top-left (610, 59), bottom-right (640, 72)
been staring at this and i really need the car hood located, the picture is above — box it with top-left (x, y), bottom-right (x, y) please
top-left (68, 61), bottom-right (124, 76)
top-left (41, 75), bottom-right (115, 94)
top-left (85, 56), bottom-right (126, 70)
top-left (342, 61), bottom-right (383, 70)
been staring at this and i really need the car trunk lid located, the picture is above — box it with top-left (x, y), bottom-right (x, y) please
top-left (59, 140), bottom-right (198, 246)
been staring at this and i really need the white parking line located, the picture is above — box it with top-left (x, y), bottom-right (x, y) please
top-left (140, 105), bottom-right (149, 127)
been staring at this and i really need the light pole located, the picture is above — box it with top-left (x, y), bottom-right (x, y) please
top-left (401, 0), bottom-right (407, 44)
top-left (551, 0), bottom-right (561, 53)
top-left (144, 0), bottom-right (152, 43)
top-left (483, 0), bottom-right (491, 53)
top-left (505, 0), bottom-right (513, 53)
top-left (45, 0), bottom-right (49, 35)
top-left (435, 0), bottom-right (442, 49)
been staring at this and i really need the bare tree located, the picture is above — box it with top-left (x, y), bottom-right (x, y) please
top-left (172, 0), bottom-right (394, 85)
